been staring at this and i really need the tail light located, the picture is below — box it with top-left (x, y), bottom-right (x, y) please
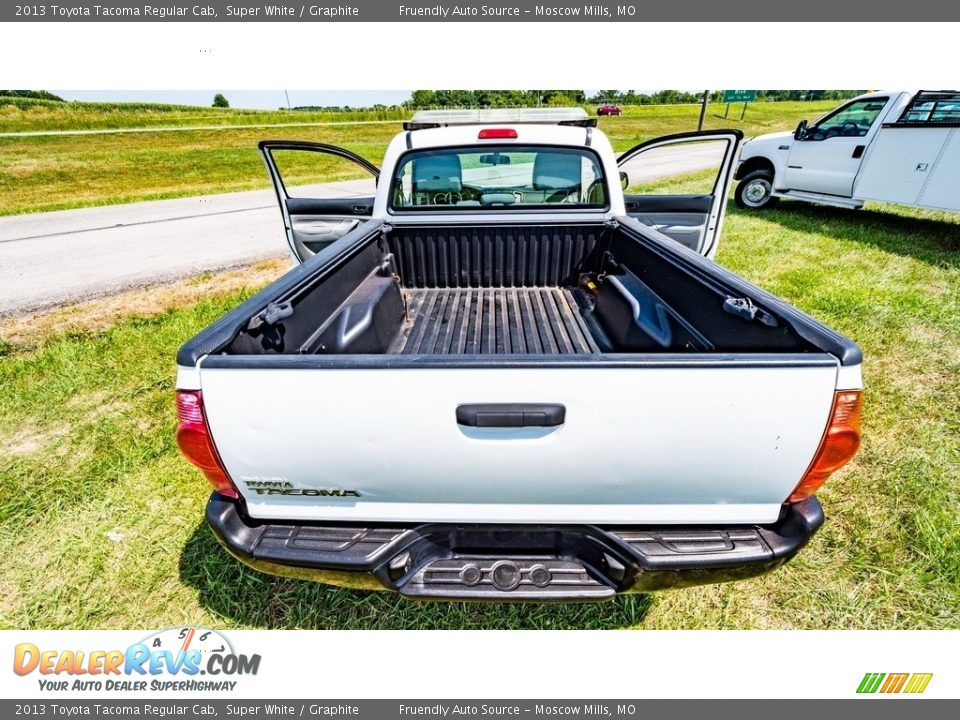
top-left (788, 390), bottom-right (863, 503)
top-left (175, 390), bottom-right (238, 499)
top-left (478, 128), bottom-right (518, 139)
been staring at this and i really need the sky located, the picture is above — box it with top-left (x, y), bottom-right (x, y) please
top-left (51, 89), bottom-right (617, 109)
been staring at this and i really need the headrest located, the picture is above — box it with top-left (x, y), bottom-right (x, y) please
top-left (412, 154), bottom-right (462, 192)
top-left (533, 152), bottom-right (582, 191)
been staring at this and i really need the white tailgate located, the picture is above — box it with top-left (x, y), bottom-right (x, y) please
top-left (199, 363), bottom-right (839, 525)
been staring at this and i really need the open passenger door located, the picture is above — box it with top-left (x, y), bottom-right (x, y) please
top-left (259, 141), bottom-right (380, 262)
top-left (617, 130), bottom-right (743, 258)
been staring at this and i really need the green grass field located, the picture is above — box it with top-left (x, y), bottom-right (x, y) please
top-left (1, 97), bottom-right (957, 630)
top-left (0, 98), bottom-right (838, 216)
top-left (1, 199), bottom-right (958, 630)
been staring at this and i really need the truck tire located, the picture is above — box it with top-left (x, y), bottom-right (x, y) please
top-left (735, 170), bottom-right (779, 210)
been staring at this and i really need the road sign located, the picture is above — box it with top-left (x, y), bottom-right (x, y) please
top-left (722, 90), bottom-right (758, 103)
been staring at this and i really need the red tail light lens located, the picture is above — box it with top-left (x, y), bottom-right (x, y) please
top-left (788, 390), bottom-right (863, 503)
top-left (478, 128), bottom-right (518, 139)
top-left (175, 390), bottom-right (238, 499)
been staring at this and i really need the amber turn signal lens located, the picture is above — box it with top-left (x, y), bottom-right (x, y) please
top-left (788, 390), bottom-right (863, 503)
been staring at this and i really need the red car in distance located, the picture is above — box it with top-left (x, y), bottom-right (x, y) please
top-left (597, 104), bottom-right (622, 116)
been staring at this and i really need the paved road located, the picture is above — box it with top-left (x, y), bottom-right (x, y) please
top-left (0, 180), bottom-right (373, 315)
top-left (0, 119), bottom-right (399, 138)
top-left (0, 142), bottom-right (723, 315)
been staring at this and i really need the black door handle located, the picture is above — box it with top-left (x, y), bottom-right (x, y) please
top-left (456, 403), bottom-right (566, 428)
top-left (852, 145), bottom-right (866, 159)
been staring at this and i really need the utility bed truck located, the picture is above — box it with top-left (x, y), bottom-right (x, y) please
top-left (176, 109), bottom-right (863, 601)
top-left (735, 90), bottom-right (960, 212)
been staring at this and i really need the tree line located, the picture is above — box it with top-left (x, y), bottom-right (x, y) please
top-left (405, 89), bottom-right (866, 108)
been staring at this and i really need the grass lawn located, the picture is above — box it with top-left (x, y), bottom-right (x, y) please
top-left (1, 200), bottom-right (957, 630)
top-left (0, 99), bottom-right (838, 216)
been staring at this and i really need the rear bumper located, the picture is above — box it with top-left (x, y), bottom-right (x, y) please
top-left (206, 494), bottom-right (824, 601)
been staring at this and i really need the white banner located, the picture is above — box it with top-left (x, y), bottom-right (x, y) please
top-left (3, 629), bottom-right (955, 699)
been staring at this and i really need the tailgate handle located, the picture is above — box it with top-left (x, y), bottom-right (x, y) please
top-left (456, 403), bottom-right (565, 428)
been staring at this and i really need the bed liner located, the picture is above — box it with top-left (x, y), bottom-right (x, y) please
top-left (388, 287), bottom-right (600, 355)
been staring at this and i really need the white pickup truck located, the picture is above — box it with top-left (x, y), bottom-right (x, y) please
top-left (175, 109), bottom-right (863, 601)
top-left (735, 90), bottom-right (960, 212)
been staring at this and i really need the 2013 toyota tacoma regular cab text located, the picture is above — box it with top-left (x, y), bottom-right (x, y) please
top-left (175, 109), bottom-right (863, 601)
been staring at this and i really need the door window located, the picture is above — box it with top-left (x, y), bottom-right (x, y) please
top-left (805, 98), bottom-right (888, 140)
top-left (618, 138), bottom-right (732, 196)
top-left (270, 148), bottom-right (377, 199)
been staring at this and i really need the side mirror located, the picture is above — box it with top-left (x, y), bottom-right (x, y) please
top-left (794, 119), bottom-right (809, 141)
top-left (619, 171), bottom-right (629, 190)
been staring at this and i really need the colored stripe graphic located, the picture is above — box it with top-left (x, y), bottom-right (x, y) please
top-left (880, 673), bottom-right (909, 693)
top-left (857, 673), bottom-right (885, 693)
top-left (857, 672), bottom-right (932, 694)
top-left (904, 673), bottom-right (933, 694)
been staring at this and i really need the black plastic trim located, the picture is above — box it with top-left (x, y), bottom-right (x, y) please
top-left (205, 494), bottom-right (825, 601)
top-left (624, 194), bottom-right (713, 214)
top-left (176, 219), bottom-right (384, 366)
top-left (180, 218), bottom-right (860, 369)
top-left (456, 403), bottom-right (566, 427)
top-left (616, 217), bottom-right (863, 366)
top-left (286, 197), bottom-right (374, 216)
top-left (882, 121), bottom-right (960, 128)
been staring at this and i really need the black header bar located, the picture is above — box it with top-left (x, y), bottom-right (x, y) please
top-left (5, 1), bottom-right (957, 21)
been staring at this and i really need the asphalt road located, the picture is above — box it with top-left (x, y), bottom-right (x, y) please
top-left (0, 180), bottom-right (372, 315)
top-left (0, 143), bottom-right (722, 315)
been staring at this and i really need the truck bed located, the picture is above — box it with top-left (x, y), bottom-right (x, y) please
top-left (216, 222), bottom-right (845, 360)
top-left (388, 287), bottom-right (599, 355)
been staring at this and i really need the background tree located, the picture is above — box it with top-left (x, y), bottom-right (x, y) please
top-left (0, 90), bottom-right (64, 101)
top-left (212, 93), bottom-right (230, 108)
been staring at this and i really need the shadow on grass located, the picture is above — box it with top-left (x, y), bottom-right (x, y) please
top-left (179, 523), bottom-right (653, 630)
top-left (733, 202), bottom-right (960, 267)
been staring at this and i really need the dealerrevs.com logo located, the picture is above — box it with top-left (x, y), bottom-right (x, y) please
top-left (13, 627), bottom-right (261, 692)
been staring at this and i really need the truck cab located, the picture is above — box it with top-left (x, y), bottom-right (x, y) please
top-left (260, 108), bottom-right (744, 263)
top-left (735, 91), bottom-right (960, 213)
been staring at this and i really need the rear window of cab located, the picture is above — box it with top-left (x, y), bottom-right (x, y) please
top-left (897, 91), bottom-right (960, 125)
top-left (389, 145), bottom-right (608, 211)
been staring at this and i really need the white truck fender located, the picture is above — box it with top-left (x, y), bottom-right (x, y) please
top-left (737, 131), bottom-right (794, 189)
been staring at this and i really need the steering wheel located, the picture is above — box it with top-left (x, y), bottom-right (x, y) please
top-left (840, 121), bottom-right (861, 136)
top-left (546, 187), bottom-right (581, 203)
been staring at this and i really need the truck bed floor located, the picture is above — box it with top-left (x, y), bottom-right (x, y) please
top-left (389, 287), bottom-right (600, 355)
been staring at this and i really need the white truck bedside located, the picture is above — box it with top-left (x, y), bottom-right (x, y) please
top-left (735, 90), bottom-right (960, 213)
top-left (174, 109), bottom-right (864, 601)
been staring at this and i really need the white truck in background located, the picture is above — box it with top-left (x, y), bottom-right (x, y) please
top-left (175, 109), bottom-right (864, 601)
top-left (735, 90), bottom-right (960, 212)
